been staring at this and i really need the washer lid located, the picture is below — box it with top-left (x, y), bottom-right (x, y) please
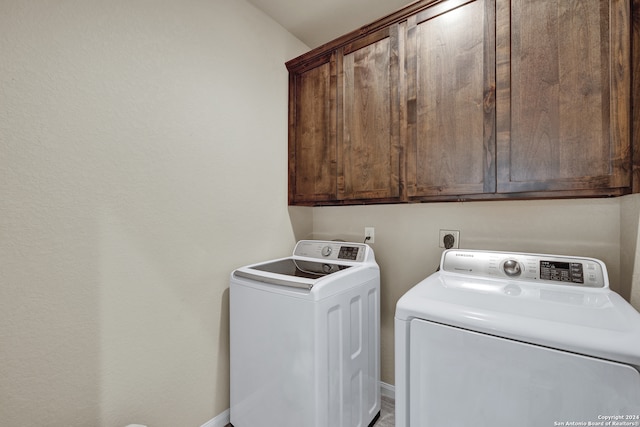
top-left (396, 250), bottom-right (640, 367)
top-left (234, 258), bottom-right (351, 290)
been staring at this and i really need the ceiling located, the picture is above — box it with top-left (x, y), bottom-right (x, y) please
top-left (246, 0), bottom-right (415, 48)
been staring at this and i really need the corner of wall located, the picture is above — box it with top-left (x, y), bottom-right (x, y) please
top-left (620, 194), bottom-right (640, 309)
top-left (288, 205), bottom-right (314, 241)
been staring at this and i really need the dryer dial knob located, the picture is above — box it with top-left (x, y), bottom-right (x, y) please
top-left (503, 259), bottom-right (522, 277)
top-left (321, 246), bottom-right (332, 257)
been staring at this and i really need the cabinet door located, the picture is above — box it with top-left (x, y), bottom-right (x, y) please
top-left (338, 25), bottom-right (401, 201)
top-left (288, 54), bottom-right (337, 204)
top-left (496, 0), bottom-right (631, 194)
top-left (406, 0), bottom-right (496, 198)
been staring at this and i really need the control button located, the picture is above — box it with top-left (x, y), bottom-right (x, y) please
top-left (503, 259), bottom-right (522, 277)
top-left (321, 246), bottom-right (332, 257)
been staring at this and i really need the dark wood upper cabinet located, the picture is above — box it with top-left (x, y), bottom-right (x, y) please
top-left (288, 27), bottom-right (401, 204)
top-left (287, 0), bottom-right (636, 205)
top-left (288, 53), bottom-right (336, 204)
top-left (496, 0), bottom-right (631, 195)
top-left (406, 0), bottom-right (496, 198)
top-left (338, 26), bottom-right (401, 201)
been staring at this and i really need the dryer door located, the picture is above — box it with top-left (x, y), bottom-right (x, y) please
top-left (409, 319), bottom-right (640, 427)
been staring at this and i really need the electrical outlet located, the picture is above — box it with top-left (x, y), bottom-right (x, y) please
top-left (439, 229), bottom-right (460, 249)
top-left (364, 227), bottom-right (375, 244)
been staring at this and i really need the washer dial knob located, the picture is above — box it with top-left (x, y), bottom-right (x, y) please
top-left (321, 246), bottom-right (332, 257)
top-left (503, 259), bottom-right (522, 277)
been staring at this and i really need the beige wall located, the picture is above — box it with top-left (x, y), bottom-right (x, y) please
top-left (0, 1), bottom-right (308, 426)
top-left (621, 194), bottom-right (640, 308)
top-left (311, 197), bottom-right (639, 385)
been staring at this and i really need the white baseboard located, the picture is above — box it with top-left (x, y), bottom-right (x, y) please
top-left (205, 382), bottom-right (395, 426)
top-left (380, 381), bottom-right (395, 400)
top-left (200, 408), bottom-right (229, 427)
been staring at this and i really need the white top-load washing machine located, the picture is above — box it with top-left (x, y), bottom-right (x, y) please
top-left (230, 240), bottom-right (381, 427)
top-left (395, 249), bottom-right (640, 427)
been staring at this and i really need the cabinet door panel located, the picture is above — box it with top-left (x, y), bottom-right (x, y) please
top-left (289, 56), bottom-right (337, 203)
top-left (407, 0), bottom-right (496, 198)
top-left (338, 27), bottom-right (401, 200)
top-left (497, 0), bottom-right (631, 193)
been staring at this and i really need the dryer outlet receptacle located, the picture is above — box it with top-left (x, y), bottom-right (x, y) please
top-left (439, 230), bottom-right (460, 249)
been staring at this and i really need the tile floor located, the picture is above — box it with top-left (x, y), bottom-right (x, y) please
top-left (226, 395), bottom-right (395, 427)
top-left (374, 395), bottom-right (395, 426)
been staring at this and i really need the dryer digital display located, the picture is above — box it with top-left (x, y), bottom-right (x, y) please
top-left (540, 260), bottom-right (584, 284)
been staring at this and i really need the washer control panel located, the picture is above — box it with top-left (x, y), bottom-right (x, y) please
top-left (441, 250), bottom-right (607, 288)
top-left (294, 240), bottom-right (368, 263)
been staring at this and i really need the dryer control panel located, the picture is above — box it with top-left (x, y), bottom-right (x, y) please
top-left (441, 249), bottom-right (607, 288)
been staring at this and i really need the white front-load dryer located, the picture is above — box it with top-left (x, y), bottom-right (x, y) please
top-left (395, 249), bottom-right (640, 427)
